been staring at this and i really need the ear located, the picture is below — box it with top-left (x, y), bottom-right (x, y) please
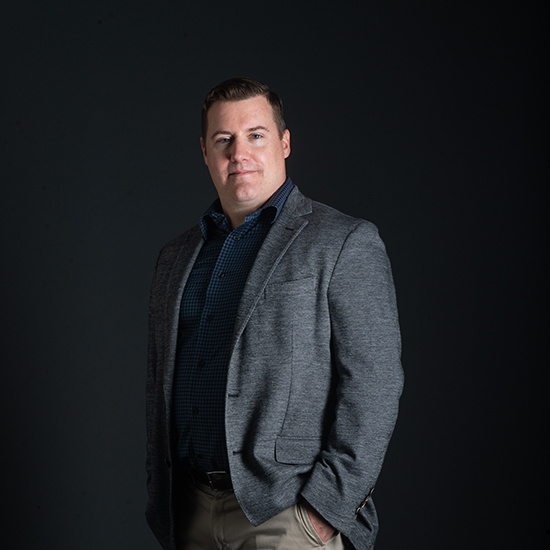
top-left (200, 137), bottom-right (208, 166)
top-left (282, 129), bottom-right (291, 159)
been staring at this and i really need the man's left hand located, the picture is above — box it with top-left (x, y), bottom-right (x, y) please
top-left (305, 501), bottom-right (335, 542)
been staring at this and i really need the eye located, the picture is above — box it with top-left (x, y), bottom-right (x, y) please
top-left (250, 133), bottom-right (263, 140)
top-left (216, 137), bottom-right (231, 144)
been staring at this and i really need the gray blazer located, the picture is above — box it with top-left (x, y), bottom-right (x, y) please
top-left (146, 187), bottom-right (404, 550)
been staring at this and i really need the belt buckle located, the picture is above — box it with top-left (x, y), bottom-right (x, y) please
top-left (205, 470), bottom-right (228, 491)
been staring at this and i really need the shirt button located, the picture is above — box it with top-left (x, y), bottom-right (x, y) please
top-left (192, 407), bottom-right (199, 415)
top-left (197, 359), bottom-right (205, 368)
top-left (232, 235), bottom-right (240, 241)
top-left (206, 315), bottom-right (214, 322)
top-left (218, 272), bottom-right (226, 278)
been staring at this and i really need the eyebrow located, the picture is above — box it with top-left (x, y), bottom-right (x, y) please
top-left (210, 126), bottom-right (271, 139)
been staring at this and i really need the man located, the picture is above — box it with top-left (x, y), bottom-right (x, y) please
top-left (146, 77), bottom-right (404, 550)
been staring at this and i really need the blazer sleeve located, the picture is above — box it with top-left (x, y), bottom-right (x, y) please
top-left (300, 221), bottom-right (404, 532)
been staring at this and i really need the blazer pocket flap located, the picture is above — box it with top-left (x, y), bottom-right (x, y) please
top-left (275, 437), bottom-right (322, 465)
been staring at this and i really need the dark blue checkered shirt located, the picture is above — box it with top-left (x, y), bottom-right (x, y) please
top-left (173, 178), bottom-right (294, 472)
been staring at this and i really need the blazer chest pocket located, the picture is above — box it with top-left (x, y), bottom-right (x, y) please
top-left (264, 276), bottom-right (316, 300)
top-left (275, 437), bottom-right (322, 465)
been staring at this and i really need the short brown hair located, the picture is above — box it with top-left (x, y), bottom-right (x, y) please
top-left (201, 77), bottom-right (286, 141)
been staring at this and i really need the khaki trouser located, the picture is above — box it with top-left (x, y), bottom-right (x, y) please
top-left (175, 474), bottom-right (346, 550)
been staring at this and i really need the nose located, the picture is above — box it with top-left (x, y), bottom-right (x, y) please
top-left (229, 138), bottom-right (250, 162)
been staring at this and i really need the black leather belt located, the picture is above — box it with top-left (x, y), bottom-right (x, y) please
top-left (188, 468), bottom-right (233, 492)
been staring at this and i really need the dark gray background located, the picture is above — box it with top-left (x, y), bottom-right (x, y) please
top-left (1, 1), bottom-right (547, 548)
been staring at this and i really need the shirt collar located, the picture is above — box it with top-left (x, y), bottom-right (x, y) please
top-left (199, 177), bottom-right (294, 240)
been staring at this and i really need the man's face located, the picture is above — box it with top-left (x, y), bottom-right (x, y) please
top-left (201, 96), bottom-right (291, 217)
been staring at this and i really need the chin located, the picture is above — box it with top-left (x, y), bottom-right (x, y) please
top-left (232, 180), bottom-right (261, 196)
top-left (233, 189), bottom-right (261, 204)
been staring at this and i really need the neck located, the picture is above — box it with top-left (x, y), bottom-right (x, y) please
top-left (220, 196), bottom-right (267, 230)
top-left (226, 210), bottom-right (247, 229)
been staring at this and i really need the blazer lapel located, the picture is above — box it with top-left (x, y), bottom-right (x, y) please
top-left (163, 226), bottom-right (204, 394)
top-left (231, 187), bottom-right (312, 347)
top-left (161, 187), bottom-right (311, 394)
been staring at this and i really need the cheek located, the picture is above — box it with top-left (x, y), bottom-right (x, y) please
top-left (256, 149), bottom-right (271, 164)
top-left (212, 158), bottom-right (227, 172)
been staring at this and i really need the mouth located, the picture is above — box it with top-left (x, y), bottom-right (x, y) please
top-left (229, 169), bottom-right (256, 177)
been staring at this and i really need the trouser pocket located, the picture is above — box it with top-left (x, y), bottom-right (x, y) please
top-left (295, 498), bottom-right (340, 546)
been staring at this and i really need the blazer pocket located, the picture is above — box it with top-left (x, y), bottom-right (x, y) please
top-left (275, 437), bottom-right (322, 465)
top-left (264, 275), bottom-right (316, 297)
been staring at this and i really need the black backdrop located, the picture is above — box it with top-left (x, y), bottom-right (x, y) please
top-left (1, 1), bottom-right (547, 549)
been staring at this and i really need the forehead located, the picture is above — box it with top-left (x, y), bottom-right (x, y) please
top-left (206, 96), bottom-right (276, 134)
